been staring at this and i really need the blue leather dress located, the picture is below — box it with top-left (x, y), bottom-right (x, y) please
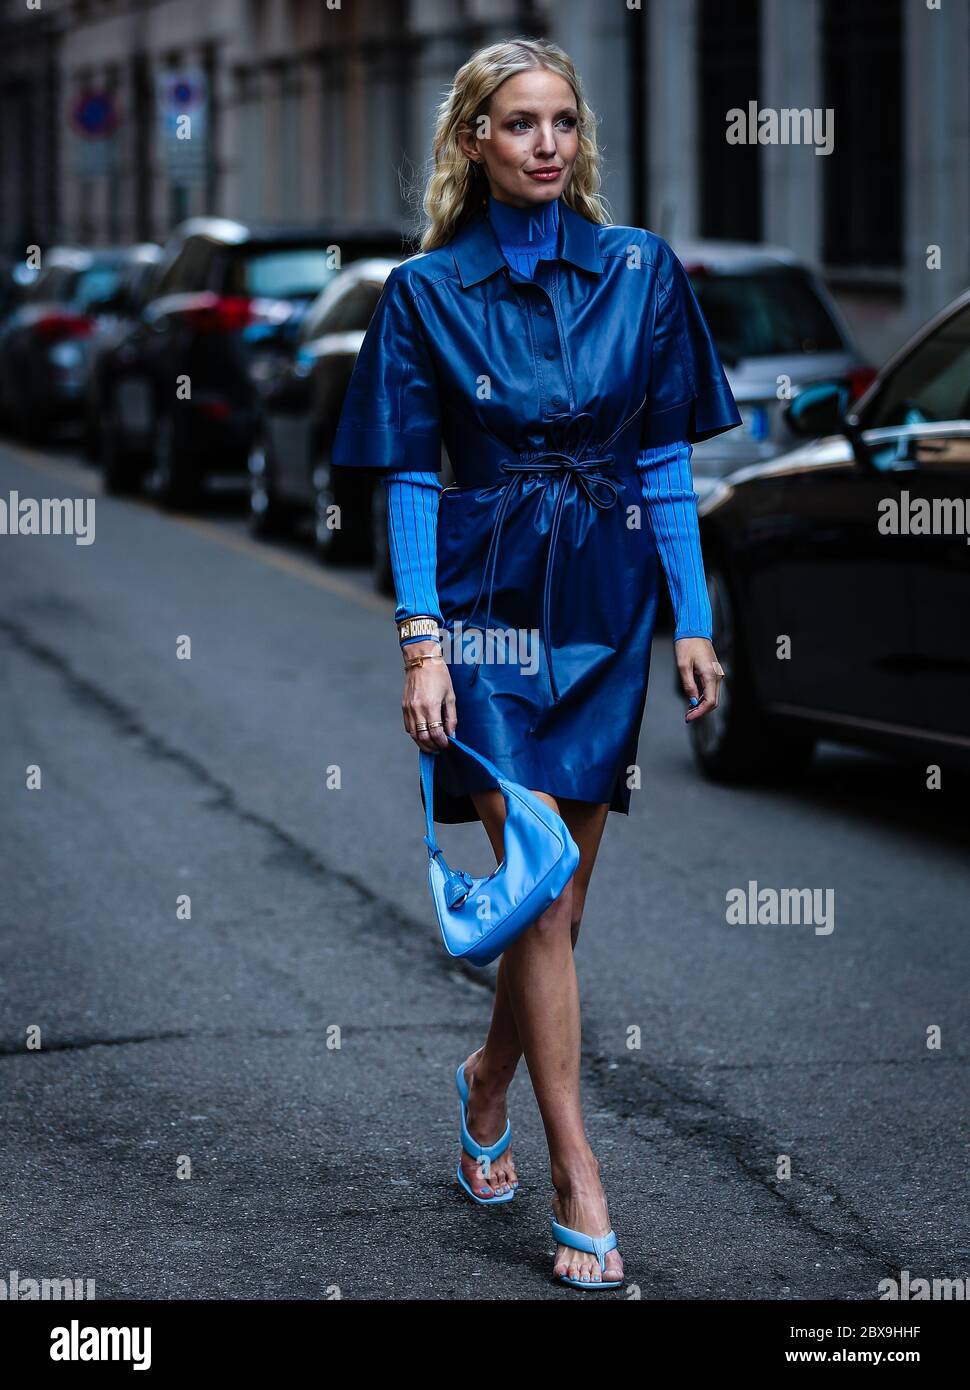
top-left (333, 196), bottom-right (742, 822)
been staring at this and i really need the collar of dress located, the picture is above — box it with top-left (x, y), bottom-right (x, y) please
top-left (486, 190), bottom-right (559, 250)
top-left (451, 196), bottom-right (604, 288)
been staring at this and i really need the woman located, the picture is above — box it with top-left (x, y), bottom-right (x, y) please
top-left (332, 37), bottom-right (740, 1290)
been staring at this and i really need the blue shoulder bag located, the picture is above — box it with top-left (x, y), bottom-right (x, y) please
top-left (419, 734), bottom-right (580, 967)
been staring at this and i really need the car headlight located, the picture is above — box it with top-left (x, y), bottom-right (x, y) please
top-left (697, 479), bottom-right (734, 516)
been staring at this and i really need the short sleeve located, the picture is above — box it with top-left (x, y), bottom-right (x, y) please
top-left (331, 266), bottom-right (442, 473)
top-left (640, 240), bottom-right (743, 449)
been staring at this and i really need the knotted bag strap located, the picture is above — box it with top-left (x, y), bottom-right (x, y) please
top-left (419, 736), bottom-right (506, 909)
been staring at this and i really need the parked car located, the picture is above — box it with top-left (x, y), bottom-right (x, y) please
top-left (94, 218), bottom-right (404, 505)
top-left (672, 240), bottom-right (875, 496)
top-left (254, 236), bottom-right (868, 586)
top-left (0, 256), bottom-right (30, 325)
top-left (0, 246), bottom-right (132, 441)
top-left (81, 243), bottom-right (163, 462)
top-left (689, 287), bottom-right (970, 782)
top-left (252, 256), bottom-right (454, 567)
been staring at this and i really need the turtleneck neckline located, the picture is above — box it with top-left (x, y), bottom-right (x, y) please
top-left (486, 191), bottom-right (560, 248)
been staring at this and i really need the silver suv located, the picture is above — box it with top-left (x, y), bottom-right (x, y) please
top-left (672, 239), bottom-right (873, 497)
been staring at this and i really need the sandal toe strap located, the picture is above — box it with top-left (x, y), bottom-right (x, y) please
top-left (459, 1107), bottom-right (511, 1176)
top-left (551, 1220), bottom-right (617, 1271)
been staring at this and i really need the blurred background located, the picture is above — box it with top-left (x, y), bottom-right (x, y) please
top-left (2, 0), bottom-right (968, 352)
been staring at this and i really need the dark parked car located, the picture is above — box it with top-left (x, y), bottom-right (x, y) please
top-left (252, 256), bottom-right (452, 565)
top-left (82, 242), bottom-right (164, 462)
top-left (0, 246), bottom-right (131, 441)
top-left (94, 218), bottom-right (404, 505)
top-left (256, 239), bottom-right (871, 590)
top-left (0, 256), bottom-right (32, 324)
top-left (690, 287), bottom-right (970, 781)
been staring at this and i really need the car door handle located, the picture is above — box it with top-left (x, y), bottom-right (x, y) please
top-left (897, 435), bottom-right (948, 465)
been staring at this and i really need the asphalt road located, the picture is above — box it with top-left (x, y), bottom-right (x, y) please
top-left (1, 439), bottom-right (968, 1302)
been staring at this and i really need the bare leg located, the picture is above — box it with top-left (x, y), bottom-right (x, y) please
top-left (458, 793), bottom-right (607, 1198)
top-left (459, 791), bottom-right (621, 1283)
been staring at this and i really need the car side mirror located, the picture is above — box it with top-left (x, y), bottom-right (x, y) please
top-left (785, 381), bottom-right (850, 439)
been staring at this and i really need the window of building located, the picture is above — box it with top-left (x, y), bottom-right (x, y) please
top-left (697, 0), bottom-right (762, 242)
top-left (822, 0), bottom-right (903, 272)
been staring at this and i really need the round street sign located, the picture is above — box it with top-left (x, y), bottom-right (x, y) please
top-left (71, 90), bottom-right (119, 139)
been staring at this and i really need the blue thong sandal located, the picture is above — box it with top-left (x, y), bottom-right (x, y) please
top-left (551, 1219), bottom-right (625, 1289)
top-left (455, 1061), bottom-right (517, 1204)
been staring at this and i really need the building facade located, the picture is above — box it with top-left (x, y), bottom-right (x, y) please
top-left (1, 0), bottom-right (968, 357)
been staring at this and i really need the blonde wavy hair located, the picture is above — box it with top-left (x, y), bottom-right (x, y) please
top-left (418, 37), bottom-right (609, 251)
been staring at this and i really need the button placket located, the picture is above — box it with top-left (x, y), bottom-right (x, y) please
top-left (528, 277), bottom-right (570, 420)
top-left (546, 265), bottom-right (575, 412)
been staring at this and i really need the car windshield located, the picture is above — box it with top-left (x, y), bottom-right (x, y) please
top-left (74, 263), bottom-right (124, 310)
top-left (689, 268), bottom-right (845, 363)
top-left (232, 248), bottom-right (337, 300)
top-left (863, 303), bottom-right (970, 427)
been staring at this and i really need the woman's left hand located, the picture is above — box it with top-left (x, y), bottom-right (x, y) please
top-left (675, 637), bottom-right (724, 722)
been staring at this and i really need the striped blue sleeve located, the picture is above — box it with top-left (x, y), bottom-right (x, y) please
top-left (637, 440), bottom-right (713, 641)
top-left (383, 470), bottom-right (443, 645)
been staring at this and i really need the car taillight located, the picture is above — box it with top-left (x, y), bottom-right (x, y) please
top-left (33, 312), bottom-right (94, 341)
top-left (178, 294), bottom-right (253, 333)
top-left (845, 366), bottom-right (878, 403)
top-left (194, 399), bottom-right (232, 420)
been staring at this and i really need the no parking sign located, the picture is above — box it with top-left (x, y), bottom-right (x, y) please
top-left (69, 89), bottom-right (120, 175)
top-left (71, 89), bottom-right (119, 139)
top-left (157, 69), bottom-right (209, 184)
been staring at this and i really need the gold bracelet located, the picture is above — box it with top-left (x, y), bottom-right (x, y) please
top-left (404, 650), bottom-right (445, 670)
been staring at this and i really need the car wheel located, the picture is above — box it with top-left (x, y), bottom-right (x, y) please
top-left (688, 561), bottom-right (815, 783)
top-left (312, 450), bottom-right (363, 564)
top-left (370, 477), bottom-right (394, 595)
top-left (13, 388), bottom-right (45, 444)
top-left (81, 402), bottom-right (101, 462)
top-left (248, 430), bottom-right (292, 538)
top-left (100, 391), bottom-right (139, 494)
top-left (151, 412), bottom-right (199, 510)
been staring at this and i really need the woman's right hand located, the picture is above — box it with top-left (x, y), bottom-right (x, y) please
top-left (402, 641), bottom-right (458, 752)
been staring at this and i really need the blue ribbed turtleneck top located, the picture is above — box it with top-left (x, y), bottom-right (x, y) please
top-left (485, 189), bottom-right (560, 277)
top-left (385, 192), bottom-right (713, 645)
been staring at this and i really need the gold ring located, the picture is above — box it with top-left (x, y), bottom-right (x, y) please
top-left (415, 723), bottom-right (429, 732)
top-left (428, 720), bottom-right (444, 728)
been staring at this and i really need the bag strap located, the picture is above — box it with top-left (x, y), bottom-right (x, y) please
top-left (420, 748), bottom-right (474, 907)
top-left (419, 734), bottom-right (505, 854)
top-left (439, 732), bottom-right (507, 782)
top-left (419, 749), bottom-right (441, 854)
top-left (419, 735), bottom-right (505, 908)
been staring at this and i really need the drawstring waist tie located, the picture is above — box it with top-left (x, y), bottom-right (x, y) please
top-left (458, 407), bottom-right (646, 703)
